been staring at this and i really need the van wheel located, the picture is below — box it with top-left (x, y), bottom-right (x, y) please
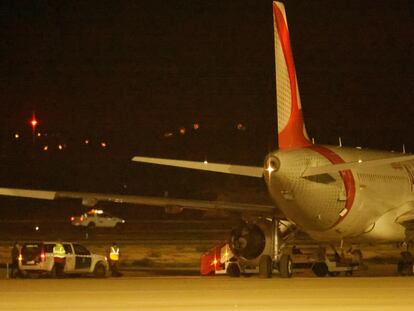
top-left (94, 262), bottom-right (107, 278)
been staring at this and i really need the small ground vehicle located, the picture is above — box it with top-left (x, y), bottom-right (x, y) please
top-left (200, 242), bottom-right (359, 277)
top-left (70, 209), bottom-right (125, 229)
top-left (200, 241), bottom-right (242, 276)
top-left (18, 241), bottom-right (109, 278)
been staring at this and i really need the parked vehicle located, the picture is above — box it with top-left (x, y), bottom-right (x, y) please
top-left (70, 209), bottom-right (125, 229)
top-left (18, 241), bottom-right (109, 278)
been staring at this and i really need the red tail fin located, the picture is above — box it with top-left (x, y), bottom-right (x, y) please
top-left (273, 2), bottom-right (311, 150)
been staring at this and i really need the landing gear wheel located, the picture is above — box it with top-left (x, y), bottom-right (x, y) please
top-left (397, 251), bottom-right (413, 276)
top-left (312, 262), bottom-right (328, 277)
top-left (259, 255), bottom-right (272, 278)
top-left (279, 254), bottom-right (293, 278)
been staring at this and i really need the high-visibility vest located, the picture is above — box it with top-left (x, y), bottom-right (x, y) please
top-left (109, 246), bottom-right (119, 261)
top-left (53, 243), bottom-right (66, 259)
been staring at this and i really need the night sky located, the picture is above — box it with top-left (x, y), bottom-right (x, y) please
top-left (1, 0), bottom-right (413, 165)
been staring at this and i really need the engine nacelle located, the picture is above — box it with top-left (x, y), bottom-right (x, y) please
top-left (230, 222), bottom-right (267, 260)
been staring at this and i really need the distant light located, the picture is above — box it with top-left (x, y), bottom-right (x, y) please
top-left (43, 145), bottom-right (48, 151)
top-left (358, 159), bottom-right (363, 163)
top-left (193, 123), bottom-right (199, 130)
top-left (84, 139), bottom-right (90, 145)
top-left (14, 133), bottom-right (20, 140)
top-left (35, 226), bottom-right (39, 231)
top-left (164, 132), bottom-right (173, 138)
top-left (203, 160), bottom-right (208, 164)
top-left (179, 127), bottom-right (186, 135)
top-left (236, 123), bottom-right (246, 131)
top-left (37, 132), bottom-right (41, 137)
top-left (30, 114), bottom-right (38, 129)
top-left (101, 142), bottom-right (107, 148)
top-left (58, 144), bottom-right (63, 150)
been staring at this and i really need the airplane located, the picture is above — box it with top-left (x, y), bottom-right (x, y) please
top-left (1, 1), bottom-right (414, 278)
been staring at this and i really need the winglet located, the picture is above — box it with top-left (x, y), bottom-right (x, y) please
top-left (273, 2), bottom-right (311, 150)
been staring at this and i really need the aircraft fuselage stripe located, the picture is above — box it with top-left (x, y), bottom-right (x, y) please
top-left (308, 145), bottom-right (356, 229)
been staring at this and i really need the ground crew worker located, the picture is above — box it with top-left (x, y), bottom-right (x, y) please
top-left (108, 242), bottom-right (122, 277)
top-left (53, 241), bottom-right (66, 277)
top-left (10, 242), bottom-right (20, 278)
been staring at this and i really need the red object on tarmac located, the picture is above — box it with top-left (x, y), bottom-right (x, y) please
top-left (200, 241), bottom-right (227, 276)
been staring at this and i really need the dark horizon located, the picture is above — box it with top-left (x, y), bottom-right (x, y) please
top-left (1, 0), bottom-right (413, 163)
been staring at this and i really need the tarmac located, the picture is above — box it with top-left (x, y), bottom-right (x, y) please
top-left (1, 275), bottom-right (414, 311)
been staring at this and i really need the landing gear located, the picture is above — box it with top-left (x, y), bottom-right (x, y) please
top-left (311, 246), bottom-right (360, 277)
top-left (397, 251), bottom-right (413, 276)
top-left (279, 254), bottom-right (293, 278)
top-left (259, 255), bottom-right (273, 278)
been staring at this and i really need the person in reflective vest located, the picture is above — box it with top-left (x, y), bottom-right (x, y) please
top-left (53, 241), bottom-right (66, 277)
top-left (108, 242), bottom-right (122, 277)
top-left (10, 242), bottom-right (20, 278)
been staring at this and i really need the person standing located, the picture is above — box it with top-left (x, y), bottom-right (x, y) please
top-left (53, 241), bottom-right (66, 277)
top-left (108, 242), bottom-right (121, 277)
top-left (10, 242), bottom-right (20, 278)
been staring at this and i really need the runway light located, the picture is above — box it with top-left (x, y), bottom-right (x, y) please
top-left (58, 144), bottom-right (63, 150)
top-left (14, 133), bottom-right (20, 140)
top-left (35, 226), bottom-right (39, 231)
top-left (101, 142), bottom-right (107, 148)
top-left (84, 139), bottom-right (90, 145)
top-left (179, 127), bottom-right (186, 135)
top-left (43, 145), bottom-right (48, 151)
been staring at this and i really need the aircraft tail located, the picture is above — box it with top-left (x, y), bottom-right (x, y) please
top-left (273, 2), bottom-right (311, 150)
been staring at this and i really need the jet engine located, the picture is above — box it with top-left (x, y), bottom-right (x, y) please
top-left (230, 222), bottom-right (266, 260)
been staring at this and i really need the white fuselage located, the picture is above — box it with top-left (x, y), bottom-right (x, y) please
top-left (264, 145), bottom-right (414, 243)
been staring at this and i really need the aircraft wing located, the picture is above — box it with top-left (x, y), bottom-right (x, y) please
top-left (302, 154), bottom-right (414, 177)
top-left (131, 156), bottom-right (264, 178)
top-left (0, 187), bottom-right (276, 215)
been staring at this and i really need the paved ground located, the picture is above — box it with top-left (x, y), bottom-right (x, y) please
top-left (1, 276), bottom-right (413, 311)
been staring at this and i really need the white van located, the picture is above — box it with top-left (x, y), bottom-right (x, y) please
top-left (19, 241), bottom-right (109, 278)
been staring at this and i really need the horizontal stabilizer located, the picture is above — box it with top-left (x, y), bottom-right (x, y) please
top-left (302, 154), bottom-right (414, 177)
top-left (131, 156), bottom-right (263, 178)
